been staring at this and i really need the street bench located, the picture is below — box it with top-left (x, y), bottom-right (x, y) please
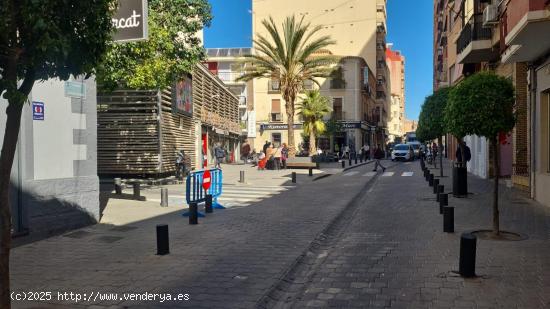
top-left (285, 157), bottom-right (319, 169)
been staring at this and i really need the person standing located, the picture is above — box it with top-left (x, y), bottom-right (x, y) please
top-left (372, 144), bottom-right (386, 172)
top-left (263, 141), bottom-right (271, 154)
top-left (456, 141), bottom-right (472, 165)
top-left (214, 143), bottom-right (225, 169)
top-left (266, 144), bottom-right (276, 170)
top-left (362, 144), bottom-right (370, 161)
top-left (281, 143), bottom-right (289, 169)
top-left (241, 140), bottom-right (251, 164)
top-left (273, 145), bottom-right (282, 170)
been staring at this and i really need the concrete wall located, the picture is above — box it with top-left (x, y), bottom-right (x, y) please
top-left (1, 77), bottom-right (99, 237)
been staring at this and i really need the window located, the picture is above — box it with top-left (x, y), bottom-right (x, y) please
top-left (271, 99), bottom-right (282, 122)
top-left (268, 79), bottom-right (280, 93)
top-left (332, 98), bottom-right (343, 120)
top-left (272, 133), bottom-right (281, 148)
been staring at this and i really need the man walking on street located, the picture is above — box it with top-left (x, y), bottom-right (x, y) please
top-left (214, 143), bottom-right (225, 169)
top-left (372, 144), bottom-right (386, 172)
top-left (241, 140), bottom-right (251, 164)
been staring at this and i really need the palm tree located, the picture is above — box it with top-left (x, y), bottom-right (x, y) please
top-left (237, 15), bottom-right (338, 156)
top-left (297, 90), bottom-right (332, 155)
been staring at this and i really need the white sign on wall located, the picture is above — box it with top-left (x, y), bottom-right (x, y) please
top-left (247, 111), bottom-right (256, 137)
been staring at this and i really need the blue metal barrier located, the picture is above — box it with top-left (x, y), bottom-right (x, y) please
top-left (182, 168), bottom-right (225, 217)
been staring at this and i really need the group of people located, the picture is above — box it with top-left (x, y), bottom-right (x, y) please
top-left (240, 140), bottom-right (289, 171)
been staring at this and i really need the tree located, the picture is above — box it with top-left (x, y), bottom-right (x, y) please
top-left (417, 87), bottom-right (451, 176)
top-left (324, 118), bottom-right (343, 153)
top-left (237, 15), bottom-right (338, 156)
top-left (0, 1), bottom-right (114, 307)
top-left (97, 0), bottom-right (212, 90)
top-left (445, 72), bottom-right (515, 236)
top-left (297, 90), bottom-right (332, 155)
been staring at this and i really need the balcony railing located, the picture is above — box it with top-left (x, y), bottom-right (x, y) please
top-left (217, 71), bottom-right (245, 84)
top-left (457, 14), bottom-right (492, 55)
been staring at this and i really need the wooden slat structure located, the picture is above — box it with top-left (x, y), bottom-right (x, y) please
top-left (97, 64), bottom-right (240, 177)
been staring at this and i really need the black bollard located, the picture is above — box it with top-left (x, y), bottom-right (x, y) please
top-left (308, 168), bottom-right (313, 177)
top-left (349, 158), bottom-right (352, 166)
top-left (239, 170), bottom-right (245, 183)
top-left (439, 193), bottom-right (448, 214)
top-left (292, 172), bottom-right (297, 183)
top-left (189, 202), bottom-right (198, 225)
top-left (114, 178), bottom-right (122, 195)
top-left (205, 194), bottom-right (213, 213)
top-left (429, 174), bottom-right (434, 187)
top-left (433, 179), bottom-right (440, 193)
top-left (355, 157), bottom-right (358, 164)
top-left (133, 182), bottom-right (140, 200)
top-left (156, 224), bottom-right (169, 255)
top-left (436, 185), bottom-right (444, 202)
top-left (459, 233), bottom-right (477, 277)
top-left (443, 206), bottom-right (454, 233)
top-left (341, 160), bottom-right (345, 168)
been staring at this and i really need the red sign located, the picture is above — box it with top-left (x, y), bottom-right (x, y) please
top-left (202, 170), bottom-right (212, 191)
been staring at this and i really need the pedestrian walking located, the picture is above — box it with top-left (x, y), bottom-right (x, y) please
top-left (372, 144), bottom-right (386, 172)
top-left (362, 144), bottom-right (370, 161)
top-left (241, 140), bottom-right (251, 164)
top-left (214, 143), bottom-right (225, 169)
top-left (281, 143), bottom-right (289, 169)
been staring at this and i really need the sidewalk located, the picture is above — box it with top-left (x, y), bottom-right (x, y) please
top-left (283, 159), bottom-right (550, 308)
top-left (10, 164), bottom-right (375, 309)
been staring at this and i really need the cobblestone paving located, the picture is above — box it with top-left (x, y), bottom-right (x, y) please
top-left (282, 161), bottom-right (550, 309)
top-left (10, 163), bottom-right (374, 309)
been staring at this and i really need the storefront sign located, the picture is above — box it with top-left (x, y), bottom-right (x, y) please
top-left (260, 123), bottom-right (303, 130)
top-left (32, 102), bottom-right (44, 121)
top-left (338, 121), bottom-right (361, 129)
top-left (247, 111), bottom-right (256, 137)
top-left (172, 75), bottom-right (193, 116)
top-left (112, 0), bottom-right (148, 42)
top-left (64, 81), bottom-right (86, 98)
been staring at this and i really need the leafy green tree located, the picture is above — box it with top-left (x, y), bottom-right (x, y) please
top-left (0, 1), bottom-right (114, 307)
top-left (97, 0), bottom-right (212, 90)
top-left (324, 118), bottom-right (343, 153)
top-left (445, 72), bottom-right (515, 236)
top-left (297, 90), bottom-right (332, 155)
top-left (417, 87), bottom-right (451, 175)
top-left (237, 15), bottom-right (338, 156)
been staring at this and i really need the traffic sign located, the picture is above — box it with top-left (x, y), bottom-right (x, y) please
top-left (202, 170), bottom-right (211, 191)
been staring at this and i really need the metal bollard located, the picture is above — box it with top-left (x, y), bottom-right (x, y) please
top-left (355, 157), bottom-right (358, 164)
top-left (341, 160), bottom-right (345, 168)
top-left (349, 158), bottom-right (352, 166)
top-left (239, 171), bottom-right (245, 183)
top-left (429, 174), bottom-right (434, 187)
top-left (114, 178), bottom-right (122, 195)
top-left (133, 182), bottom-right (141, 200)
top-left (156, 224), bottom-right (170, 255)
top-left (459, 233), bottom-right (477, 277)
top-left (292, 172), bottom-right (296, 183)
top-left (439, 193), bottom-right (448, 214)
top-left (309, 168), bottom-right (313, 177)
top-left (160, 188), bottom-right (168, 207)
top-left (189, 202), bottom-right (198, 225)
top-left (443, 206), bottom-right (454, 233)
top-left (205, 194), bottom-right (213, 213)
top-left (433, 179), bottom-right (440, 193)
top-left (436, 185), bottom-right (444, 202)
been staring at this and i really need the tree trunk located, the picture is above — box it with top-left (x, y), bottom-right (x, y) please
top-left (492, 138), bottom-right (500, 236)
top-left (286, 98), bottom-right (295, 157)
top-left (309, 130), bottom-right (316, 156)
top-left (0, 102), bottom-right (24, 309)
top-left (438, 136), bottom-right (444, 177)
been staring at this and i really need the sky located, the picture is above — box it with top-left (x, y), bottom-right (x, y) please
top-left (203, 0), bottom-right (433, 120)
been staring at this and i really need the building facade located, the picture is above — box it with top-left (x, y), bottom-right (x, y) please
top-left (250, 0), bottom-right (390, 153)
top-left (433, 0), bottom-right (550, 206)
top-left (1, 77), bottom-right (99, 238)
top-left (386, 45), bottom-right (406, 142)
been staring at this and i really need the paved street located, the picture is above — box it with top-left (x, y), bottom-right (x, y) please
top-left (10, 159), bottom-right (550, 308)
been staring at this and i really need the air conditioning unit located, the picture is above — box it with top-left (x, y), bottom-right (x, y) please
top-left (483, 4), bottom-right (499, 27)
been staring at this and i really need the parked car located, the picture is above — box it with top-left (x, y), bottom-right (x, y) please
top-left (407, 141), bottom-right (421, 158)
top-left (391, 144), bottom-right (414, 161)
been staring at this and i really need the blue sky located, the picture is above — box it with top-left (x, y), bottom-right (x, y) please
top-left (203, 0), bottom-right (433, 120)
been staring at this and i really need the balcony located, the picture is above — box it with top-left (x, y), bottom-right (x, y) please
top-left (456, 14), bottom-right (499, 64)
top-left (268, 80), bottom-right (281, 93)
top-left (501, 0), bottom-right (550, 63)
top-left (217, 71), bottom-right (245, 84)
top-left (238, 96), bottom-right (246, 108)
